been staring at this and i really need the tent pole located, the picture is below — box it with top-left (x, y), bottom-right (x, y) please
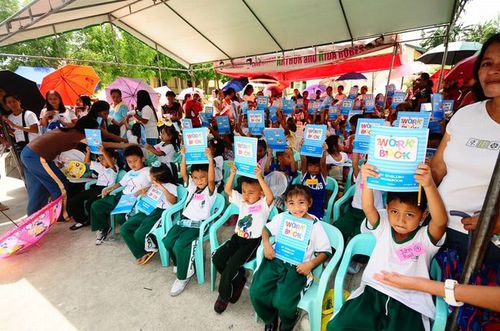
top-left (155, 44), bottom-right (163, 87)
top-left (436, 25), bottom-right (451, 92)
top-left (383, 43), bottom-right (398, 110)
top-left (446, 154), bottom-right (500, 331)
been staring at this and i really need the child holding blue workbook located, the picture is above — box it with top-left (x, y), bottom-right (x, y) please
top-left (120, 164), bottom-right (178, 265)
top-left (327, 162), bottom-right (447, 331)
top-left (300, 142), bottom-right (329, 220)
top-left (250, 185), bottom-right (331, 331)
top-left (212, 164), bottom-right (274, 314)
top-left (162, 146), bottom-right (217, 296)
top-left (90, 145), bottom-right (151, 245)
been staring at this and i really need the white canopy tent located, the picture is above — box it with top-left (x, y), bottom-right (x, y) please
top-left (0, 0), bottom-right (465, 68)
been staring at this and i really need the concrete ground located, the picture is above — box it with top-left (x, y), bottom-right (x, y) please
top-left (0, 153), bottom-right (362, 331)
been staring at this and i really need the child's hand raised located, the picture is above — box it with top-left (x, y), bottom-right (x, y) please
top-left (267, 148), bottom-right (273, 157)
top-left (98, 145), bottom-right (105, 154)
top-left (263, 242), bottom-right (275, 260)
top-left (361, 163), bottom-right (379, 183)
top-left (180, 146), bottom-right (186, 155)
top-left (414, 163), bottom-right (435, 188)
top-left (254, 164), bottom-right (263, 179)
top-left (296, 261), bottom-right (314, 276)
top-left (205, 147), bottom-right (213, 160)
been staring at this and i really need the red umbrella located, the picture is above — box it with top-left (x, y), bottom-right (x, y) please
top-left (445, 54), bottom-right (478, 81)
top-left (40, 65), bottom-right (100, 105)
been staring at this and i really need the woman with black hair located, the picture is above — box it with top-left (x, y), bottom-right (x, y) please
top-left (39, 90), bottom-right (76, 131)
top-left (74, 94), bottom-right (92, 118)
top-left (3, 94), bottom-right (40, 155)
top-left (411, 72), bottom-right (434, 111)
top-left (431, 33), bottom-right (500, 330)
top-left (133, 90), bottom-right (159, 145)
top-left (20, 116), bottom-right (99, 216)
top-left (88, 100), bottom-right (127, 143)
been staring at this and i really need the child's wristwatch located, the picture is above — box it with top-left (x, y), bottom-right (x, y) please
top-left (444, 279), bottom-right (464, 306)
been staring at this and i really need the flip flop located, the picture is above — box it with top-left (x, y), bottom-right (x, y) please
top-left (137, 252), bottom-right (156, 265)
top-left (69, 222), bottom-right (90, 231)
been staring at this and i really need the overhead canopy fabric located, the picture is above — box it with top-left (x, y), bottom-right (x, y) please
top-left (0, 0), bottom-right (456, 67)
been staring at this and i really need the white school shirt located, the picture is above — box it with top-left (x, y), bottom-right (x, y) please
top-left (265, 212), bottom-right (332, 262)
top-left (182, 180), bottom-right (217, 222)
top-left (90, 161), bottom-right (117, 187)
top-left (214, 155), bottom-right (223, 183)
top-left (154, 142), bottom-right (175, 164)
top-left (350, 210), bottom-right (444, 322)
top-left (8, 111), bottom-right (39, 142)
top-left (119, 167), bottom-right (151, 195)
top-left (438, 101), bottom-right (500, 234)
top-left (61, 109), bottom-right (77, 123)
top-left (56, 149), bottom-right (85, 169)
top-left (156, 183), bottom-right (178, 209)
top-left (351, 173), bottom-right (384, 210)
top-left (326, 152), bottom-right (348, 166)
top-left (140, 106), bottom-right (158, 139)
top-left (230, 191), bottom-right (272, 239)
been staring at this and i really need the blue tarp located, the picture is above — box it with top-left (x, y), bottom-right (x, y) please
top-left (14, 66), bottom-right (55, 86)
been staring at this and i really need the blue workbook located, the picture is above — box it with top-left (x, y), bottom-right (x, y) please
top-left (296, 99), bottom-right (304, 110)
top-left (282, 99), bottom-right (294, 116)
top-left (256, 96), bottom-right (269, 110)
top-left (308, 100), bottom-right (321, 115)
top-left (431, 93), bottom-right (444, 121)
top-left (274, 213), bottom-right (313, 265)
top-left (216, 116), bottom-right (230, 134)
top-left (183, 128), bottom-right (208, 164)
top-left (441, 99), bottom-right (454, 115)
top-left (364, 98), bottom-right (375, 113)
top-left (391, 91), bottom-right (406, 109)
top-left (111, 194), bottom-right (137, 215)
top-left (386, 84), bottom-right (395, 97)
top-left (348, 86), bottom-right (358, 99)
top-left (328, 105), bottom-right (338, 120)
top-left (346, 109), bottom-right (363, 131)
top-left (84, 129), bottom-right (102, 154)
top-left (136, 185), bottom-right (164, 215)
top-left (264, 128), bottom-right (287, 152)
top-left (234, 136), bottom-right (258, 179)
top-left (426, 148), bottom-right (437, 161)
top-left (353, 118), bottom-right (385, 154)
top-left (367, 126), bottom-right (429, 192)
top-left (340, 98), bottom-right (354, 115)
top-left (240, 101), bottom-right (249, 115)
top-left (181, 118), bottom-right (192, 129)
top-left (200, 113), bottom-right (211, 127)
top-left (321, 96), bottom-right (333, 109)
top-left (204, 105), bottom-right (214, 116)
top-left (420, 103), bottom-right (432, 112)
top-left (300, 124), bottom-right (327, 158)
top-left (247, 110), bottom-right (265, 136)
top-left (397, 111), bottom-right (431, 129)
top-left (269, 106), bottom-right (278, 123)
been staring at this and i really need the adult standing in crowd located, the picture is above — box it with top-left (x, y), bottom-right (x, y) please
top-left (21, 116), bottom-right (99, 216)
top-left (3, 94), bottom-right (39, 155)
top-left (410, 72), bottom-right (433, 111)
top-left (39, 90), bottom-right (75, 132)
top-left (74, 94), bottom-right (92, 118)
top-left (133, 90), bottom-right (159, 145)
top-left (109, 89), bottom-right (129, 138)
top-left (161, 91), bottom-right (183, 123)
top-left (431, 34), bottom-right (500, 264)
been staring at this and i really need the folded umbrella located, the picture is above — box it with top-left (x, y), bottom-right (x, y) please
top-left (40, 65), bottom-right (100, 106)
top-left (0, 70), bottom-right (45, 115)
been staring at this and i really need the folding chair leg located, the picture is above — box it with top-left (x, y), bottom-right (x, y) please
top-left (195, 239), bottom-right (205, 285)
top-left (210, 262), bottom-right (217, 291)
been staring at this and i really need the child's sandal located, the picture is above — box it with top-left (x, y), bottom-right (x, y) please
top-left (137, 252), bottom-right (156, 265)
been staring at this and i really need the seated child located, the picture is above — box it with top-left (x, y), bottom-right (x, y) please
top-left (162, 147), bottom-right (217, 296)
top-left (144, 125), bottom-right (179, 165)
top-left (67, 145), bottom-right (117, 230)
top-left (209, 138), bottom-right (224, 188)
top-left (327, 162), bottom-right (447, 331)
top-left (250, 185), bottom-right (332, 331)
top-left (90, 145), bottom-right (151, 245)
top-left (120, 164), bottom-right (177, 264)
top-left (212, 164), bottom-right (274, 314)
top-left (325, 135), bottom-right (348, 191)
top-left (264, 147), bottom-right (298, 183)
top-left (300, 147), bottom-right (328, 220)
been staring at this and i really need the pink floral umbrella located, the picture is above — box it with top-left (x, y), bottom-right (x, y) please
top-left (0, 196), bottom-right (63, 258)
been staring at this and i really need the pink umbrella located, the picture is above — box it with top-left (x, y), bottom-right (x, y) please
top-left (104, 77), bottom-right (159, 109)
top-left (0, 196), bottom-right (63, 258)
top-left (445, 54), bottom-right (478, 81)
top-left (304, 84), bottom-right (327, 96)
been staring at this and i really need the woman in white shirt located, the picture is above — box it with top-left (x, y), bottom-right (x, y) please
top-left (39, 90), bottom-right (75, 131)
top-left (133, 90), bottom-right (159, 145)
top-left (431, 34), bottom-right (500, 265)
top-left (3, 94), bottom-right (39, 154)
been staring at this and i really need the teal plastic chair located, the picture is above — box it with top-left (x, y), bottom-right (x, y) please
top-left (153, 185), bottom-right (188, 267)
top-left (160, 193), bottom-right (225, 284)
top-left (332, 185), bottom-right (356, 223)
top-left (172, 152), bottom-right (182, 164)
top-left (333, 234), bottom-right (447, 331)
top-left (209, 203), bottom-right (278, 291)
top-left (333, 233), bottom-right (376, 313)
top-left (344, 167), bottom-right (354, 192)
top-left (253, 222), bottom-right (344, 331)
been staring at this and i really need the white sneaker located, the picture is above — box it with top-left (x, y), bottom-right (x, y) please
top-left (173, 266), bottom-right (177, 274)
top-left (170, 278), bottom-right (190, 297)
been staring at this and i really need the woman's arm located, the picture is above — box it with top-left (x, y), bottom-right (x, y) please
top-left (430, 132), bottom-right (450, 186)
top-left (374, 272), bottom-right (500, 313)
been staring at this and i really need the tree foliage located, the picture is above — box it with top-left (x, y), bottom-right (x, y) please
top-left (420, 18), bottom-right (500, 50)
